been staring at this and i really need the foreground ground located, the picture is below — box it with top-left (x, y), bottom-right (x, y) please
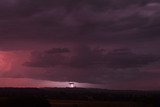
top-left (48, 100), bottom-right (154, 107)
top-left (0, 88), bottom-right (159, 107)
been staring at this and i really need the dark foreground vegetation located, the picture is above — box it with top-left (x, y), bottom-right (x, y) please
top-left (0, 88), bottom-right (159, 107)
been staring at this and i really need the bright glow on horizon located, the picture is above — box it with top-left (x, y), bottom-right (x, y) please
top-left (0, 78), bottom-right (105, 88)
top-left (69, 82), bottom-right (75, 88)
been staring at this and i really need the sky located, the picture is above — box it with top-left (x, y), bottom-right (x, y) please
top-left (0, 0), bottom-right (160, 90)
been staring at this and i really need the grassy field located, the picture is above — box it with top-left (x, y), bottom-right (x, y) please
top-left (48, 99), bottom-right (153, 107)
top-left (0, 88), bottom-right (159, 107)
top-left (0, 97), bottom-right (155, 107)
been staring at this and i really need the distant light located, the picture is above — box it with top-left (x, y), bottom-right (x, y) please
top-left (69, 82), bottom-right (75, 88)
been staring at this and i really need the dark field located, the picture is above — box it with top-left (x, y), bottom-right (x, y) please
top-left (0, 88), bottom-right (159, 107)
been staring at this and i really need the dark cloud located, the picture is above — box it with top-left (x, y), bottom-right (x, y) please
top-left (45, 48), bottom-right (70, 54)
top-left (23, 47), bottom-right (160, 83)
top-left (25, 47), bottom-right (160, 69)
top-left (103, 49), bottom-right (160, 69)
top-left (0, 0), bottom-right (160, 89)
top-left (0, 0), bottom-right (160, 44)
top-left (24, 48), bottom-right (70, 67)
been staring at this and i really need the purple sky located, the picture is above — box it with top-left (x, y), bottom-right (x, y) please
top-left (0, 0), bottom-right (160, 90)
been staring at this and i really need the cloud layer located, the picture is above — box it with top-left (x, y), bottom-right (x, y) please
top-left (23, 47), bottom-right (160, 84)
top-left (0, 0), bottom-right (160, 89)
top-left (0, 0), bottom-right (160, 44)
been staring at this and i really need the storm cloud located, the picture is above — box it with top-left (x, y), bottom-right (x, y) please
top-left (0, 0), bottom-right (160, 44)
top-left (0, 0), bottom-right (160, 89)
top-left (23, 47), bottom-right (160, 84)
top-left (25, 47), bottom-right (160, 69)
